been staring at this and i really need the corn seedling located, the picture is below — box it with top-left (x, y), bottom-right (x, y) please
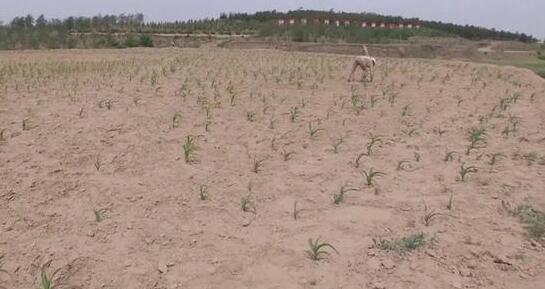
top-left (38, 266), bottom-right (61, 289)
top-left (0, 129), bottom-right (5, 142)
top-left (434, 127), bottom-right (447, 136)
top-left (293, 201), bottom-right (299, 220)
top-left (183, 136), bottom-right (196, 163)
top-left (333, 186), bottom-right (358, 205)
top-left (289, 107), bottom-right (299, 122)
top-left (306, 238), bottom-right (339, 261)
top-left (459, 163), bottom-right (477, 182)
top-left (252, 157), bottom-right (265, 173)
top-left (241, 194), bottom-right (256, 214)
top-left (281, 149), bottom-right (295, 161)
top-left (361, 168), bottom-right (385, 187)
top-left (466, 127), bottom-right (487, 155)
top-left (446, 192), bottom-right (454, 210)
top-left (172, 112), bottom-right (182, 128)
top-left (22, 117), bottom-right (33, 130)
top-left (94, 154), bottom-right (101, 171)
top-left (488, 153), bottom-right (505, 165)
top-left (396, 160), bottom-right (412, 171)
top-left (365, 135), bottom-right (382, 156)
top-left (332, 136), bottom-right (344, 153)
top-left (308, 122), bottom-right (322, 139)
top-left (93, 208), bottom-right (106, 222)
top-left (199, 185), bottom-right (209, 200)
top-left (246, 111), bottom-right (256, 122)
top-left (444, 151), bottom-right (457, 162)
top-left (414, 152), bottom-right (421, 162)
top-left (422, 205), bottom-right (441, 226)
top-left (401, 104), bottom-right (412, 117)
top-left (354, 152), bottom-right (366, 168)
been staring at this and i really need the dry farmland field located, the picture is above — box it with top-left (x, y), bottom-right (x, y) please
top-left (1, 47), bottom-right (545, 289)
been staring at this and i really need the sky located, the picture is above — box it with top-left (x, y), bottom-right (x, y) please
top-left (1, 0), bottom-right (543, 39)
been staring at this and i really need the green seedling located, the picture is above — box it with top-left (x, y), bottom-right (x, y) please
top-left (289, 107), bottom-right (299, 122)
top-left (396, 160), bottom-right (412, 171)
top-left (241, 194), bottom-right (256, 214)
top-left (361, 168), bottom-right (385, 187)
top-left (293, 201), bottom-right (299, 220)
top-left (22, 117), bottom-right (33, 130)
top-left (333, 186), bottom-right (358, 205)
top-left (246, 111), bottom-right (256, 122)
top-left (252, 157), bottom-right (265, 173)
top-left (444, 151), bottom-right (457, 162)
top-left (183, 136), bottom-right (196, 163)
top-left (365, 135), bottom-right (382, 156)
top-left (38, 266), bottom-right (61, 289)
top-left (94, 154), bottom-right (101, 171)
top-left (466, 127), bottom-right (487, 155)
top-left (332, 137), bottom-right (344, 153)
top-left (93, 209), bottom-right (106, 222)
top-left (199, 185), bottom-right (208, 200)
top-left (0, 129), bottom-right (5, 142)
top-left (306, 238), bottom-right (340, 261)
top-left (447, 193), bottom-right (454, 210)
top-left (281, 150), bottom-right (295, 161)
top-left (422, 205), bottom-right (441, 226)
top-left (401, 104), bottom-right (411, 117)
top-left (354, 152), bottom-right (366, 168)
top-left (172, 112), bottom-right (182, 128)
top-left (488, 153), bottom-right (505, 165)
top-left (459, 163), bottom-right (477, 182)
top-left (308, 122), bottom-right (323, 139)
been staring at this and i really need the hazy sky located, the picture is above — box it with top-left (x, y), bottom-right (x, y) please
top-left (1, 0), bottom-right (543, 39)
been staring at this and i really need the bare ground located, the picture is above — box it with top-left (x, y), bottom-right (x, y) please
top-left (1, 47), bottom-right (545, 289)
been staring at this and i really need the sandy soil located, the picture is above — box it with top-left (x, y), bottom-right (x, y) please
top-left (1, 47), bottom-right (545, 289)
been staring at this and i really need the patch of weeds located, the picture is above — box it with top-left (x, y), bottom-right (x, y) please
top-left (306, 238), bottom-right (340, 261)
top-left (511, 204), bottom-right (545, 240)
top-left (373, 233), bottom-right (426, 253)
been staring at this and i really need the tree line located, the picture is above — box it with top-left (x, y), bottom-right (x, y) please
top-left (0, 10), bottom-right (538, 50)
